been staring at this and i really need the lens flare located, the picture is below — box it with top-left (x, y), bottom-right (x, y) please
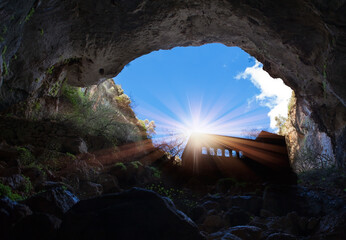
top-left (136, 91), bottom-right (270, 152)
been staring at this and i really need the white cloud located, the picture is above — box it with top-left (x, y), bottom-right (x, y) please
top-left (235, 61), bottom-right (292, 130)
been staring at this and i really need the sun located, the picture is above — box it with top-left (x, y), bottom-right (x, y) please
top-left (182, 121), bottom-right (213, 138)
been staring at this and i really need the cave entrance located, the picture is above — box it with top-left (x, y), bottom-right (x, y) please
top-left (113, 44), bottom-right (293, 156)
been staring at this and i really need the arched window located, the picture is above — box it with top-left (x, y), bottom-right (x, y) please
top-left (209, 148), bottom-right (215, 156)
top-left (224, 149), bottom-right (230, 157)
top-left (232, 150), bottom-right (237, 157)
top-left (217, 149), bottom-right (222, 156)
top-left (239, 151), bottom-right (243, 158)
top-left (201, 147), bottom-right (207, 155)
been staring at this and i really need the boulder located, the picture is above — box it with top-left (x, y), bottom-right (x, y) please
top-left (202, 215), bottom-right (225, 232)
top-left (21, 166), bottom-right (46, 188)
top-left (59, 188), bottom-right (205, 240)
top-left (265, 233), bottom-right (297, 240)
top-left (226, 225), bottom-right (262, 240)
top-left (262, 185), bottom-right (298, 216)
top-left (35, 181), bottom-right (74, 193)
top-left (224, 207), bottom-right (251, 227)
top-left (24, 187), bottom-right (78, 218)
top-left (202, 200), bottom-right (221, 211)
top-left (0, 174), bottom-right (27, 191)
top-left (61, 137), bottom-right (88, 155)
top-left (208, 231), bottom-right (242, 240)
top-left (190, 205), bottom-right (207, 223)
top-left (78, 181), bottom-right (103, 198)
top-left (0, 197), bottom-right (32, 239)
top-left (96, 173), bottom-right (120, 194)
top-left (315, 210), bottom-right (346, 239)
top-left (229, 195), bottom-right (262, 215)
top-left (12, 213), bottom-right (61, 240)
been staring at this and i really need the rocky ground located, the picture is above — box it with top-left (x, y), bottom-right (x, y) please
top-left (0, 136), bottom-right (345, 240)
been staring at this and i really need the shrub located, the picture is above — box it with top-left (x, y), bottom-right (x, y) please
top-left (59, 83), bottom-right (143, 145)
top-left (17, 147), bottom-right (35, 165)
top-left (46, 65), bottom-right (54, 74)
top-left (21, 175), bottom-right (33, 194)
top-left (0, 183), bottom-right (22, 201)
top-left (130, 161), bottom-right (143, 169)
top-left (61, 83), bottom-right (86, 107)
top-left (149, 166), bottom-right (161, 178)
top-left (114, 162), bottom-right (127, 171)
top-left (293, 145), bottom-right (335, 173)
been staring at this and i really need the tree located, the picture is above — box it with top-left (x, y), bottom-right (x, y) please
top-left (138, 119), bottom-right (156, 138)
top-left (275, 115), bottom-right (287, 135)
top-left (154, 131), bottom-right (186, 159)
top-left (241, 128), bottom-right (268, 139)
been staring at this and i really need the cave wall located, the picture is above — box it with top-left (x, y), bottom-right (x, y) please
top-left (0, 0), bottom-right (345, 166)
top-left (285, 95), bottom-right (336, 170)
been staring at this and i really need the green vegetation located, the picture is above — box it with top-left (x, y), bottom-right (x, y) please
top-left (130, 161), bottom-right (143, 169)
top-left (322, 80), bottom-right (327, 99)
top-left (46, 65), bottom-right (54, 74)
top-left (2, 45), bottom-right (7, 56)
top-left (287, 91), bottom-right (295, 112)
top-left (60, 57), bottom-right (81, 65)
top-left (2, 61), bottom-right (8, 76)
top-left (36, 141), bottom-right (62, 169)
top-left (149, 166), bottom-right (161, 178)
top-left (12, 54), bottom-right (17, 61)
top-left (17, 147), bottom-right (35, 165)
top-left (22, 175), bottom-right (33, 194)
top-left (138, 119), bottom-right (156, 138)
top-left (145, 182), bottom-right (198, 210)
top-left (2, 25), bottom-right (7, 34)
top-left (58, 83), bottom-right (144, 145)
top-left (24, 8), bottom-right (35, 23)
top-left (0, 183), bottom-right (22, 201)
top-left (33, 101), bottom-right (41, 111)
top-left (114, 162), bottom-right (127, 171)
top-left (1, 45), bottom-right (8, 76)
top-left (0, 35), bottom-right (4, 42)
top-left (39, 28), bottom-right (44, 36)
top-left (48, 79), bottom-right (63, 97)
top-left (61, 83), bottom-right (85, 106)
top-left (28, 162), bottom-right (45, 174)
top-left (66, 152), bottom-right (76, 160)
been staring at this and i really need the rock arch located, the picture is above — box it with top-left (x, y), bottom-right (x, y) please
top-left (0, 0), bottom-right (345, 165)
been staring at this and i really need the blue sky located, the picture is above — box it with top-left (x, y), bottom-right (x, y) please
top-left (114, 43), bottom-right (292, 141)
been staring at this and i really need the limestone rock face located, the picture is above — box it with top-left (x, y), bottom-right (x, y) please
top-left (285, 95), bottom-right (337, 170)
top-left (0, 0), bottom-right (345, 166)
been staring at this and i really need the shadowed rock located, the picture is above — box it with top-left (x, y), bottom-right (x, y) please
top-left (58, 188), bottom-right (205, 240)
